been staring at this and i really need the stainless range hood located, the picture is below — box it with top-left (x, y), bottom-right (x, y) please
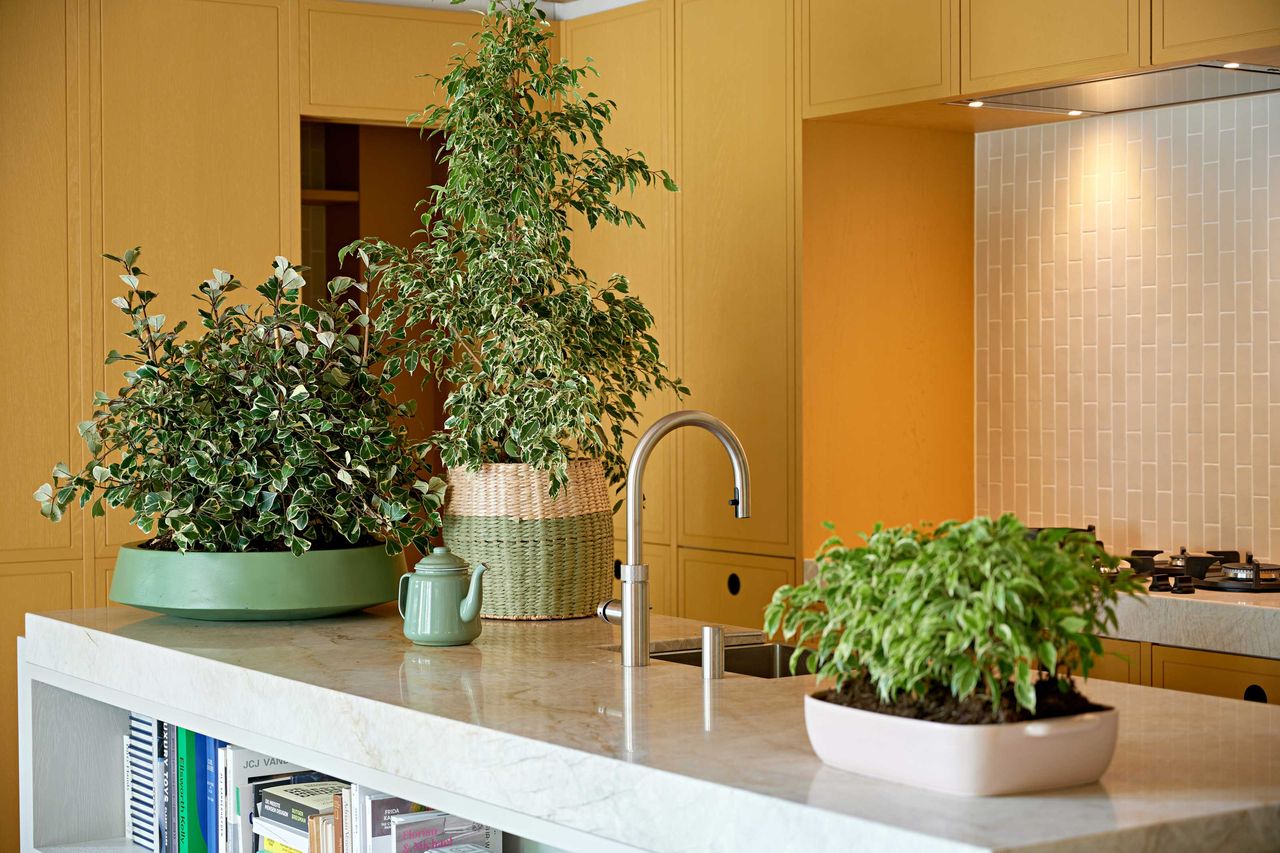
top-left (951, 61), bottom-right (1280, 118)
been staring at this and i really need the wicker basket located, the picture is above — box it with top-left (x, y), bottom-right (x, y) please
top-left (442, 460), bottom-right (613, 620)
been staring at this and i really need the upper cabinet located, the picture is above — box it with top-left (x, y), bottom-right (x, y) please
top-left (562, 2), bottom-right (677, 547)
top-left (802, 0), bottom-right (958, 118)
top-left (1152, 0), bottom-right (1280, 65)
top-left (301, 0), bottom-right (479, 124)
top-left (960, 0), bottom-right (1143, 93)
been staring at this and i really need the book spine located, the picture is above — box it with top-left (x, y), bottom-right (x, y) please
top-left (166, 723), bottom-right (178, 853)
top-left (217, 746), bottom-right (227, 853)
top-left (333, 792), bottom-right (345, 853)
top-left (341, 788), bottom-right (352, 853)
top-left (123, 735), bottom-right (133, 837)
top-left (262, 838), bottom-right (306, 853)
top-left (178, 727), bottom-right (210, 853)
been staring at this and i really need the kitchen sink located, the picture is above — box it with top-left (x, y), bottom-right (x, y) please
top-left (651, 642), bottom-right (814, 678)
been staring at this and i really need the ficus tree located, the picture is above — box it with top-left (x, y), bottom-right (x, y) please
top-left (35, 249), bottom-right (447, 555)
top-left (349, 0), bottom-right (686, 496)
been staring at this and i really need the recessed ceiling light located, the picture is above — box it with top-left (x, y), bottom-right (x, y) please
top-left (1223, 62), bottom-right (1241, 69)
top-left (968, 100), bottom-right (984, 108)
top-left (1068, 110), bottom-right (1083, 116)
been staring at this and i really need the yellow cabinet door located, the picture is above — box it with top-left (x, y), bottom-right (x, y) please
top-left (301, 0), bottom-right (479, 124)
top-left (613, 541), bottom-right (674, 615)
top-left (1153, 0), bottom-right (1280, 65)
top-left (802, 0), bottom-right (959, 117)
top-left (675, 0), bottom-right (797, 557)
top-left (94, 0), bottom-right (299, 553)
top-left (1151, 645), bottom-right (1280, 705)
top-left (961, 0), bottom-right (1143, 94)
top-left (1089, 638), bottom-right (1146, 684)
top-left (563, 2), bottom-right (678, 547)
top-left (677, 549), bottom-right (794, 629)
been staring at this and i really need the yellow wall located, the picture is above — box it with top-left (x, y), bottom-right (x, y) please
top-left (801, 120), bottom-right (974, 553)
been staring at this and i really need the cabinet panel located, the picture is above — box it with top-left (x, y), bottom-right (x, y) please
top-left (94, 0), bottom-right (298, 551)
top-left (302, 0), bottom-right (479, 124)
top-left (1090, 638), bottom-right (1145, 685)
top-left (1153, 0), bottom-right (1280, 64)
top-left (678, 549), bottom-right (793, 629)
top-left (0, 0), bottom-right (83, 564)
top-left (802, 0), bottom-right (958, 117)
top-left (1152, 645), bottom-right (1280, 705)
top-left (564, 3), bottom-right (677, 545)
top-left (961, 0), bottom-right (1141, 94)
top-left (676, 0), bottom-right (795, 556)
top-left (613, 541), bottom-right (673, 615)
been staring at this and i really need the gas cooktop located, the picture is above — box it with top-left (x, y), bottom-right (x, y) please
top-left (1123, 548), bottom-right (1280, 594)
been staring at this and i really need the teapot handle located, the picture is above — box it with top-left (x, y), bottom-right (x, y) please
top-left (398, 571), bottom-right (410, 620)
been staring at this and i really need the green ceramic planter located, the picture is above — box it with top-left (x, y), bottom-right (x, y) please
top-left (109, 541), bottom-right (403, 621)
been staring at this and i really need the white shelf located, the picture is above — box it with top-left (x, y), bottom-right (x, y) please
top-left (36, 839), bottom-right (145, 853)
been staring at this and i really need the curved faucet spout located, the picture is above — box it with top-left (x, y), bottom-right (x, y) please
top-left (625, 410), bottom-right (751, 567)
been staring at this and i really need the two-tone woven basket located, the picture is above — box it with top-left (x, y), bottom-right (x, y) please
top-left (442, 460), bottom-right (613, 620)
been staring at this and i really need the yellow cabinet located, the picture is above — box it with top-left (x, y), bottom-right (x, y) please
top-left (95, 0), bottom-right (299, 551)
top-left (1152, 0), bottom-right (1280, 65)
top-left (1151, 645), bottom-right (1280, 705)
top-left (1089, 638), bottom-right (1147, 685)
top-left (961, 0), bottom-right (1143, 94)
top-left (677, 549), bottom-right (794, 629)
top-left (613, 541), bottom-right (674, 615)
top-left (563, 3), bottom-right (677, 547)
top-left (301, 0), bottom-right (479, 124)
top-left (802, 0), bottom-right (959, 117)
top-left (676, 0), bottom-right (797, 557)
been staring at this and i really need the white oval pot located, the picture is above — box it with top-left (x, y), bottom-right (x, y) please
top-left (804, 692), bottom-right (1118, 796)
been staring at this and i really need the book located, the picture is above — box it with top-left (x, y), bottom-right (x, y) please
top-left (388, 812), bottom-right (501, 853)
top-left (126, 712), bottom-right (164, 852)
top-left (218, 746), bottom-right (227, 853)
top-left (252, 811), bottom-right (310, 850)
top-left (308, 812), bottom-right (336, 853)
top-left (166, 723), bottom-right (178, 853)
top-left (341, 788), bottom-right (352, 853)
top-left (333, 792), bottom-right (346, 853)
top-left (260, 839), bottom-right (305, 853)
top-left (364, 792), bottom-right (429, 853)
top-left (224, 746), bottom-right (317, 853)
top-left (260, 781), bottom-right (347, 834)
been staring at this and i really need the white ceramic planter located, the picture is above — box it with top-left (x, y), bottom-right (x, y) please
top-left (804, 692), bottom-right (1118, 796)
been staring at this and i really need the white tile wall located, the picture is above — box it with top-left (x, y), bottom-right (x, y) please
top-left (974, 91), bottom-right (1280, 557)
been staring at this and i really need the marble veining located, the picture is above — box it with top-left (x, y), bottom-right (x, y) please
top-left (22, 607), bottom-right (1280, 852)
top-left (1111, 579), bottom-right (1280, 658)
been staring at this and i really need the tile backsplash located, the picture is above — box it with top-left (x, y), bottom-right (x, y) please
top-left (974, 91), bottom-right (1280, 556)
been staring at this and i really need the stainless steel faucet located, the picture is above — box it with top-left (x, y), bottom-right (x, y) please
top-left (598, 410), bottom-right (751, 666)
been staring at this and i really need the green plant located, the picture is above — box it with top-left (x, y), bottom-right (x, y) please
top-left (349, 0), bottom-right (685, 496)
top-left (34, 249), bottom-right (446, 556)
top-left (765, 514), bottom-right (1145, 717)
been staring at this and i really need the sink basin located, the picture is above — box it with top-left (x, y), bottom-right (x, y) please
top-left (651, 642), bottom-right (814, 678)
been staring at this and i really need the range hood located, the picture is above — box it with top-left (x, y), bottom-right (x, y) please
top-left (951, 61), bottom-right (1280, 117)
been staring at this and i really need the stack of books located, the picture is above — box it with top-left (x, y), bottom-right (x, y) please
top-left (123, 713), bottom-right (502, 853)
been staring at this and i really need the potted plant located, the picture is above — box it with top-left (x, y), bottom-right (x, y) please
top-left (349, 0), bottom-right (684, 619)
top-left (765, 514), bottom-right (1146, 796)
top-left (34, 249), bottom-right (446, 620)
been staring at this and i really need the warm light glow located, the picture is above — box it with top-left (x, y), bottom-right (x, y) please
top-left (1068, 110), bottom-right (1084, 116)
top-left (968, 100), bottom-right (984, 108)
top-left (1223, 62), bottom-right (1241, 69)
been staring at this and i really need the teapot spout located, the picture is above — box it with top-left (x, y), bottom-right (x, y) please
top-left (459, 563), bottom-right (487, 624)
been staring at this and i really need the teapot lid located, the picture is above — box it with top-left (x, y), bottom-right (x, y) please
top-left (414, 545), bottom-right (470, 573)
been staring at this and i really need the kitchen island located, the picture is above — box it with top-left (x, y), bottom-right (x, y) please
top-left (19, 607), bottom-right (1280, 852)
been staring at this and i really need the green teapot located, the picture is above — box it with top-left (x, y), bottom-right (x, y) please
top-left (398, 546), bottom-right (487, 646)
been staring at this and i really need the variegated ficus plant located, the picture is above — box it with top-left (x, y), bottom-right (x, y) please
top-left (34, 248), bottom-right (446, 556)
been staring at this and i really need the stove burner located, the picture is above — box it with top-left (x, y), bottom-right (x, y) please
top-left (1194, 553), bottom-right (1280, 593)
top-left (1220, 553), bottom-right (1280, 581)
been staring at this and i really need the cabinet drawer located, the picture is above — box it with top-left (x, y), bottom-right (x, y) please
top-left (612, 542), bottom-right (674, 616)
top-left (961, 0), bottom-right (1142, 93)
top-left (1153, 0), bottom-right (1280, 65)
top-left (677, 549), bottom-right (794, 630)
top-left (1090, 638), bottom-right (1145, 685)
top-left (1151, 645), bottom-right (1280, 705)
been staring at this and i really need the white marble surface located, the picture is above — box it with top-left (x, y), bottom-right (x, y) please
top-left (22, 607), bottom-right (1280, 852)
top-left (1111, 579), bottom-right (1280, 658)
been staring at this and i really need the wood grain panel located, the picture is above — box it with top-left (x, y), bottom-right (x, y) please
top-left (92, 0), bottom-right (298, 551)
top-left (676, 0), bottom-right (795, 556)
top-left (1152, 644), bottom-right (1280, 705)
top-left (563, 2), bottom-right (677, 545)
top-left (961, 0), bottom-right (1141, 94)
top-left (802, 0), bottom-right (958, 117)
top-left (1154, 0), bottom-right (1280, 65)
top-left (1090, 638), bottom-right (1145, 685)
top-left (302, 0), bottom-right (479, 124)
top-left (0, 0), bottom-right (83, 563)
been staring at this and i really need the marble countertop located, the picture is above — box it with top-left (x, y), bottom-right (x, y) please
top-left (22, 607), bottom-right (1280, 852)
top-left (1111, 579), bottom-right (1280, 658)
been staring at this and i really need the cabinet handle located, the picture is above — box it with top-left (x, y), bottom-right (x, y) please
top-left (727, 572), bottom-right (741, 596)
top-left (613, 559), bottom-right (622, 581)
top-left (1243, 684), bottom-right (1268, 704)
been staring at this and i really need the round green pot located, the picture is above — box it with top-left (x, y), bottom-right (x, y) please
top-left (109, 541), bottom-right (403, 621)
